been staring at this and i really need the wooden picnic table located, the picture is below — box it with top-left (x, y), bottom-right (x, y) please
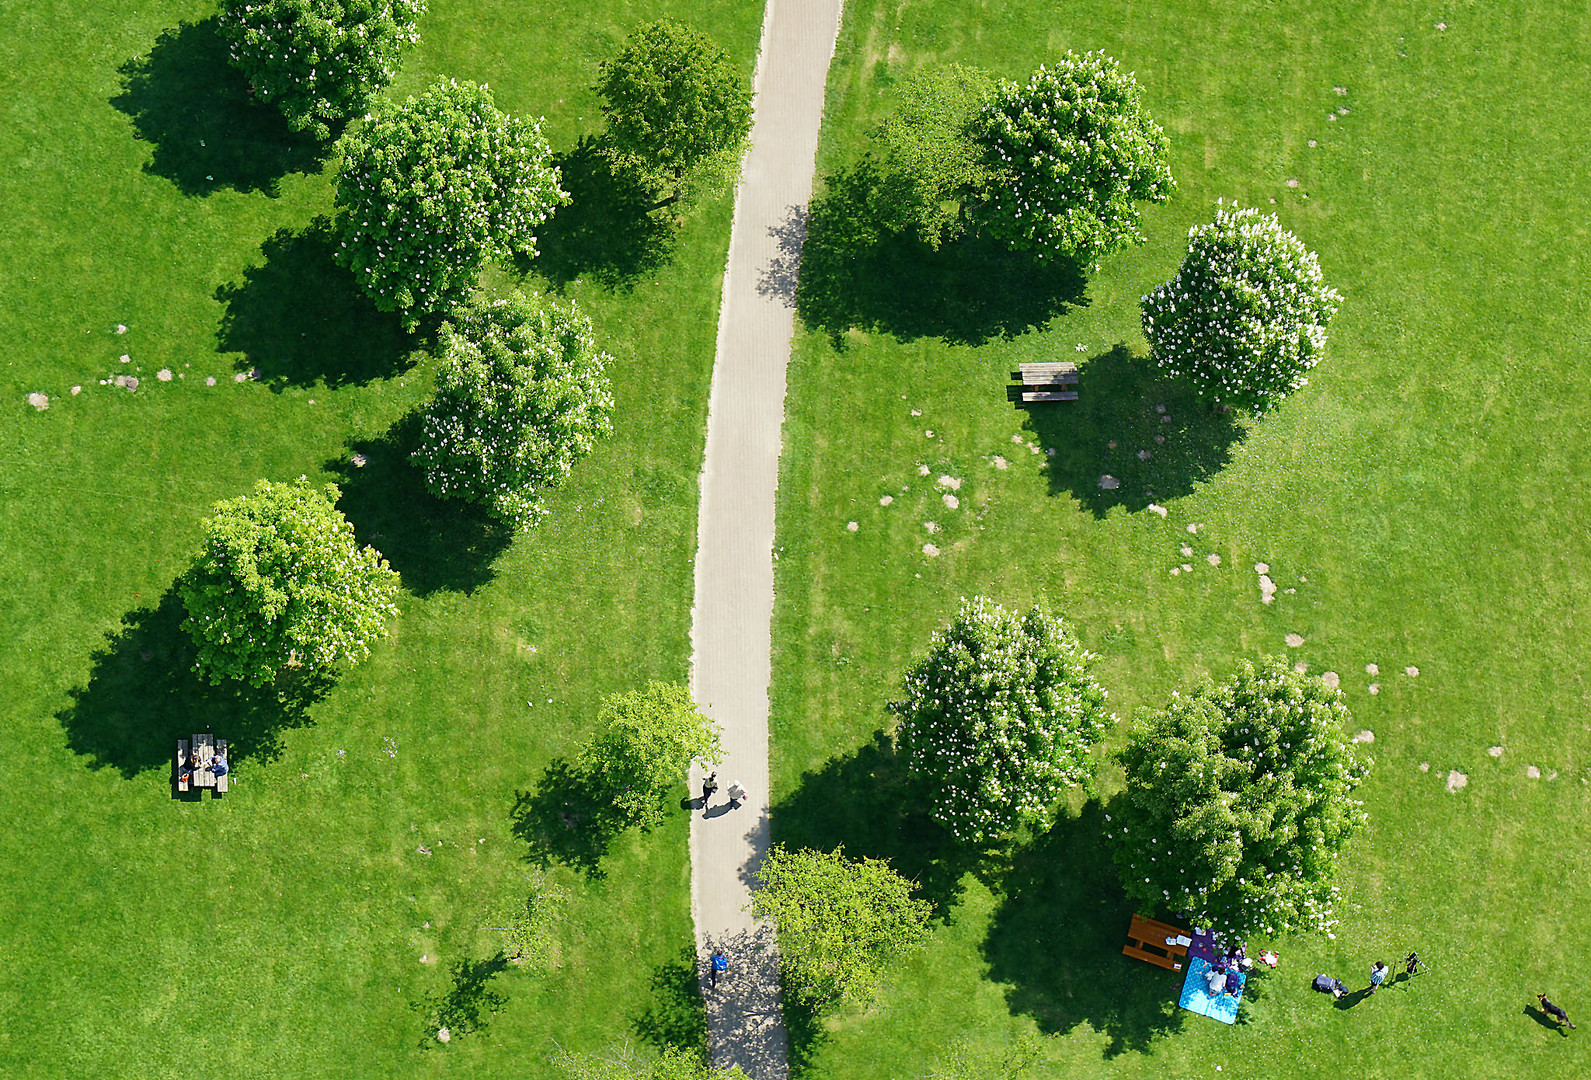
top-left (177, 735), bottom-right (229, 794)
top-left (1123, 913), bottom-right (1190, 971)
top-left (1011, 362), bottom-right (1079, 403)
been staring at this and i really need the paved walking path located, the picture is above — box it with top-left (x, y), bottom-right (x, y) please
top-left (689, 2), bottom-right (844, 1077)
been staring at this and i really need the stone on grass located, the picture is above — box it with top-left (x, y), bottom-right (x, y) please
top-left (1368, 683), bottom-right (1379, 695)
top-left (846, 521), bottom-right (859, 532)
top-left (1259, 574), bottom-right (1277, 603)
top-left (27, 393), bottom-right (48, 410)
top-left (71, 386), bottom-right (82, 395)
top-left (1206, 553), bottom-right (1221, 566)
top-left (991, 456), bottom-right (1008, 470)
top-left (942, 494), bottom-right (959, 509)
top-left (1405, 666), bottom-right (1419, 677)
top-left (1351, 728), bottom-right (1373, 743)
top-left (1137, 449), bottom-right (1152, 461)
top-left (1146, 503), bottom-right (1167, 517)
top-left (1321, 671), bottom-right (1340, 690)
top-left (1418, 762), bottom-right (1429, 772)
top-left (922, 543), bottom-right (940, 557)
top-left (116, 324), bottom-right (127, 334)
top-left (1255, 562), bottom-right (1269, 574)
top-left (1181, 563), bottom-right (1193, 573)
top-left (157, 369), bottom-right (173, 381)
top-left (120, 354), bottom-right (131, 363)
top-left (1285, 633), bottom-right (1305, 648)
top-left (879, 495), bottom-right (893, 506)
top-left (918, 464), bottom-right (930, 476)
top-left (1099, 475), bottom-right (1120, 490)
top-left (234, 372), bottom-right (248, 383)
top-left (205, 376), bottom-right (217, 386)
top-left (1181, 545), bottom-right (1194, 557)
top-left (1488, 746), bottom-right (1504, 758)
top-left (1293, 661), bottom-right (1308, 674)
top-left (1526, 765), bottom-right (1541, 779)
top-left (1366, 663), bottom-right (1379, 675)
top-left (1187, 523), bottom-right (1201, 534)
top-left (937, 475), bottom-right (961, 490)
top-left (436, 1027), bottom-right (450, 1043)
top-left (1446, 770), bottom-right (1467, 793)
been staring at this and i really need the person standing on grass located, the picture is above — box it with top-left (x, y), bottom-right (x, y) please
top-left (1539, 994), bottom-right (1577, 1029)
top-left (1368, 961), bottom-right (1387, 994)
top-left (701, 772), bottom-right (718, 813)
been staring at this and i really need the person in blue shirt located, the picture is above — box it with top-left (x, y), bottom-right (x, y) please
top-left (709, 948), bottom-right (728, 989)
top-left (1367, 961), bottom-right (1387, 994)
top-left (210, 752), bottom-right (229, 777)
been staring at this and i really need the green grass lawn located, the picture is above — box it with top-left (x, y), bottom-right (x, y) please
top-left (770, 1), bottom-right (1591, 1077)
top-left (0, 1), bottom-right (762, 1076)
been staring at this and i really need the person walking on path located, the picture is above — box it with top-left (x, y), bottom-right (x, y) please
top-left (1539, 994), bottom-right (1577, 1029)
top-left (1368, 961), bottom-right (1388, 994)
top-left (709, 948), bottom-right (728, 990)
top-left (701, 772), bottom-right (718, 814)
top-left (726, 780), bottom-right (746, 809)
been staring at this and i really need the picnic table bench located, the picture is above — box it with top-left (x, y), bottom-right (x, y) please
top-left (1011, 362), bottom-right (1079, 403)
top-left (177, 735), bottom-right (228, 795)
top-left (1123, 913), bottom-right (1190, 971)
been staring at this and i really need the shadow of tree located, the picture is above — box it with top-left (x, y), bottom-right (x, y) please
top-left (632, 944), bottom-right (709, 1057)
top-left (983, 803), bottom-right (1185, 1057)
top-left (216, 218), bottom-right (414, 390)
top-left (57, 591), bottom-right (327, 780)
top-left (773, 729), bottom-right (993, 919)
top-left (326, 413), bottom-right (513, 597)
top-left (111, 17), bottom-right (331, 197)
top-left (509, 758), bottom-right (627, 880)
top-left (795, 162), bottom-right (1089, 346)
top-left (1023, 345), bottom-right (1247, 517)
top-left (416, 953), bottom-right (510, 1043)
top-left (532, 138), bottom-right (678, 290)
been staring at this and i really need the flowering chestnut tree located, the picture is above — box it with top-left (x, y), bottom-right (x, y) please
top-left (595, 18), bottom-right (753, 206)
top-left (1142, 203), bottom-right (1342, 414)
top-left (178, 477), bottom-right (399, 687)
top-left (334, 79), bottom-right (566, 328)
top-left (411, 292), bottom-right (613, 529)
top-left (978, 51), bottom-right (1174, 260)
top-left (752, 844), bottom-right (931, 1009)
top-left (889, 598), bottom-right (1112, 846)
top-left (217, 0), bottom-right (426, 139)
top-left (1110, 656), bottom-right (1371, 941)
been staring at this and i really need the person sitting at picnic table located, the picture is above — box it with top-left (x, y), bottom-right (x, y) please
top-left (209, 751), bottom-right (228, 777)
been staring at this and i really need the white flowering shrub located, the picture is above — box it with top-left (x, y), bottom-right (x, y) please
top-left (978, 52), bottom-right (1174, 260)
top-left (889, 598), bottom-right (1112, 846)
top-left (1111, 656), bottom-right (1371, 940)
top-left (595, 18), bottom-right (753, 205)
top-left (217, 0), bottom-right (426, 139)
top-left (178, 477), bottom-right (399, 687)
top-left (412, 292), bottom-right (613, 529)
top-left (1142, 204), bottom-right (1342, 414)
top-left (334, 80), bottom-right (566, 328)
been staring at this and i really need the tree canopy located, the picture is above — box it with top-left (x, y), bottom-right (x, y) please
top-left (889, 598), bottom-right (1112, 846)
top-left (178, 477), bottom-right (399, 687)
top-left (411, 291), bottom-right (613, 529)
top-left (334, 79), bottom-right (565, 327)
top-left (1110, 656), bottom-right (1371, 940)
top-left (217, 0), bottom-right (426, 139)
top-left (978, 51), bottom-right (1174, 260)
top-left (594, 19), bottom-right (753, 204)
top-left (866, 64), bottom-right (996, 247)
top-left (752, 844), bottom-right (931, 1009)
top-left (576, 682), bottom-right (721, 829)
top-left (1142, 203), bottom-right (1342, 414)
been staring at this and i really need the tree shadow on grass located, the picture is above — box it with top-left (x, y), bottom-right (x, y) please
top-left (415, 953), bottom-right (510, 1044)
top-left (983, 802), bottom-right (1185, 1058)
top-left (773, 729), bottom-right (994, 920)
top-left (325, 413), bottom-right (513, 597)
top-left (111, 17), bottom-right (331, 197)
top-left (57, 590), bottom-right (326, 781)
top-left (632, 944), bottom-right (709, 1056)
top-left (1023, 345), bottom-right (1247, 518)
top-left (794, 162), bottom-right (1089, 347)
top-left (509, 759), bottom-right (627, 880)
top-left (217, 218), bottom-right (414, 390)
top-left (532, 138), bottom-right (677, 291)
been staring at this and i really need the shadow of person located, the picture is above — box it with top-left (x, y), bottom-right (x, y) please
top-left (773, 729), bottom-right (988, 919)
top-left (57, 590), bottom-right (326, 781)
top-left (414, 953), bottom-right (510, 1045)
top-left (631, 944), bottom-right (709, 1056)
top-left (325, 413), bottom-right (514, 597)
top-left (216, 218), bottom-right (414, 390)
top-left (1334, 986), bottom-right (1372, 1009)
top-left (509, 758), bottom-right (626, 880)
top-left (1023, 345), bottom-right (1247, 518)
top-left (110, 17), bottom-right (331, 197)
top-left (1525, 1005), bottom-right (1572, 1035)
top-left (531, 137), bottom-right (678, 291)
top-left (983, 802), bottom-right (1185, 1058)
top-left (794, 161), bottom-right (1089, 346)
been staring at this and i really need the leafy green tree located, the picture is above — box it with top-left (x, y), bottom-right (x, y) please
top-left (334, 79), bottom-right (565, 328)
top-left (217, 0), bottom-right (426, 139)
top-left (889, 598), bottom-right (1112, 846)
top-left (867, 64), bottom-right (996, 247)
top-left (752, 844), bottom-right (931, 1009)
top-left (488, 868), bottom-right (565, 971)
top-left (178, 477), bottom-right (399, 687)
top-left (411, 292), bottom-right (614, 529)
top-left (978, 51), bottom-right (1174, 260)
top-left (551, 1043), bottom-right (749, 1080)
top-left (577, 682), bottom-right (721, 829)
top-left (1110, 656), bottom-right (1371, 940)
top-left (594, 18), bottom-right (753, 207)
top-left (1142, 203), bottom-right (1343, 414)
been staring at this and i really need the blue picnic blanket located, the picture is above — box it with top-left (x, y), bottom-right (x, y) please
top-left (1178, 956), bottom-right (1246, 1025)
